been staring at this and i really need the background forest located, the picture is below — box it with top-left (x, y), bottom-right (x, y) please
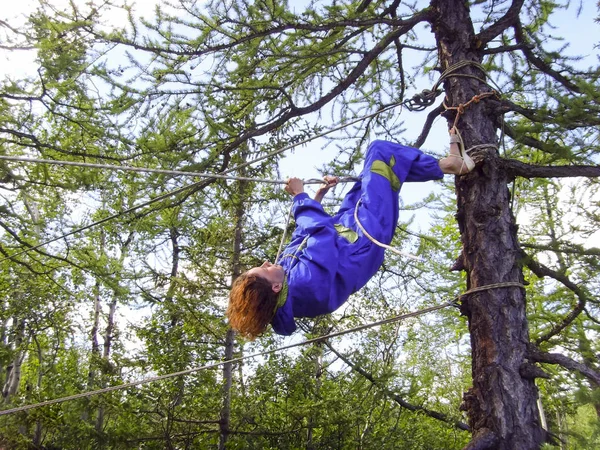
top-left (0, 0), bottom-right (599, 449)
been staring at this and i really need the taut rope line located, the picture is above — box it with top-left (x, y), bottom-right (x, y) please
top-left (353, 199), bottom-right (424, 262)
top-left (0, 301), bottom-right (456, 417)
top-left (0, 155), bottom-right (360, 185)
top-left (0, 103), bottom-right (402, 264)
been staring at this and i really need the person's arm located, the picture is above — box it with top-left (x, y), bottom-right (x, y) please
top-left (284, 177), bottom-right (333, 235)
top-left (313, 176), bottom-right (339, 203)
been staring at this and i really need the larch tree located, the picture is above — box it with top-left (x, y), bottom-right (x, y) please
top-left (0, 0), bottom-right (599, 449)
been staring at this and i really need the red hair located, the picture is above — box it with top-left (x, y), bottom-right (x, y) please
top-left (227, 272), bottom-right (279, 340)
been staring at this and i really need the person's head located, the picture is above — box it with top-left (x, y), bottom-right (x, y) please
top-left (227, 262), bottom-right (285, 340)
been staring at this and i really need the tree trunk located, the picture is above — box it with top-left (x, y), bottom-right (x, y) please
top-left (95, 297), bottom-right (117, 437)
top-left (2, 318), bottom-right (26, 403)
top-left (219, 174), bottom-right (248, 449)
top-left (0, 314), bottom-right (10, 388)
top-left (307, 342), bottom-right (323, 450)
top-left (31, 335), bottom-right (44, 447)
top-left (83, 280), bottom-right (102, 423)
top-left (431, 1), bottom-right (545, 448)
top-left (164, 227), bottom-right (183, 450)
top-left (219, 328), bottom-right (235, 450)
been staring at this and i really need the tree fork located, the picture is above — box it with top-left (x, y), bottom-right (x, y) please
top-left (430, 1), bottom-right (545, 448)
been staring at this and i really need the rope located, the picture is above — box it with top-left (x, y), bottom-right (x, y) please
top-left (0, 181), bottom-right (204, 264)
top-left (402, 60), bottom-right (494, 112)
top-left (465, 143), bottom-right (499, 153)
top-left (220, 101), bottom-right (404, 173)
top-left (0, 301), bottom-right (455, 417)
top-left (0, 103), bottom-right (400, 263)
top-left (353, 199), bottom-right (424, 262)
top-left (458, 281), bottom-right (525, 299)
top-left (0, 155), bottom-right (358, 186)
top-left (444, 91), bottom-right (498, 130)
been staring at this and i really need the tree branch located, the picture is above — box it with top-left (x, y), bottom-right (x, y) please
top-left (501, 123), bottom-right (585, 156)
top-left (522, 253), bottom-right (590, 344)
top-left (325, 342), bottom-right (470, 431)
top-left (501, 158), bottom-right (600, 179)
top-left (0, 128), bottom-right (126, 162)
top-left (514, 21), bottom-right (582, 93)
top-left (481, 43), bottom-right (533, 55)
top-left (92, 16), bottom-right (431, 57)
top-left (0, 243), bottom-right (45, 275)
top-left (498, 98), bottom-right (600, 129)
top-left (475, 0), bottom-right (525, 47)
top-left (212, 13), bottom-right (432, 161)
top-left (497, 99), bottom-right (541, 121)
top-left (521, 243), bottom-right (600, 257)
top-left (528, 346), bottom-right (600, 385)
top-left (413, 103), bottom-right (445, 148)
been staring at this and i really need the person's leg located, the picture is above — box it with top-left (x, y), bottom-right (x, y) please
top-left (335, 140), bottom-right (443, 244)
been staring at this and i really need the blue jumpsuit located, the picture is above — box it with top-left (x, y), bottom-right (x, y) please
top-left (271, 141), bottom-right (443, 335)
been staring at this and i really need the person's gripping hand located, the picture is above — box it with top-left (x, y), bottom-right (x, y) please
top-left (316, 176), bottom-right (339, 195)
top-left (314, 175), bottom-right (339, 203)
top-left (285, 177), bottom-right (305, 196)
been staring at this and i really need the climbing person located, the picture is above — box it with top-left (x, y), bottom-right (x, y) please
top-left (227, 130), bottom-right (473, 338)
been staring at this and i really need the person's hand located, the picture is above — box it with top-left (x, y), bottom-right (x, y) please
top-left (314, 176), bottom-right (339, 203)
top-left (285, 177), bottom-right (304, 196)
top-left (317, 176), bottom-right (339, 194)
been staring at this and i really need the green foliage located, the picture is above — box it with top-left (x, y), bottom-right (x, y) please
top-left (0, 0), bottom-right (598, 447)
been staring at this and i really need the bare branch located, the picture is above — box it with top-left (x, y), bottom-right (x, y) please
top-left (0, 19), bottom-right (30, 37)
top-left (497, 99), bottom-right (541, 122)
top-left (325, 341), bottom-right (470, 431)
top-left (413, 103), bottom-right (445, 148)
top-left (522, 253), bottom-right (590, 344)
top-left (501, 158), bottom-right (600, 179)
top-left (528, 346), bottom-right (600, 385)
top-left (481, 43), bottom-right (533, 55)
top-left (514, 21), bottom-right (582, 93)
top-left (0, 44), bottom-right (35, 50)
top-left (521, 243), bottom-right (600, 258)
top-left (475, 0), bottom-right (525, 46)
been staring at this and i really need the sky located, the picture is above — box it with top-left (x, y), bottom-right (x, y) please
top-left (1, 0), bottom-right (598, 231)
top-left (1, 0), bottom-right (598, 356)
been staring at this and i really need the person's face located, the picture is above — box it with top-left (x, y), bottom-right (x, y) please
top-left (247, 261), bottom-right (285, 293)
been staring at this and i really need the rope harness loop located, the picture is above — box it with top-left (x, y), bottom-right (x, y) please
top-left (457, 281), bottom-right (526, 301)
top-left (402, 88), bottom-right (443, 112)
top-left (353, 199), bottom-right (424, 262)
top-left (443, 90), bottom-right (498, 129)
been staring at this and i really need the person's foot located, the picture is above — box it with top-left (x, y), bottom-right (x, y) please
top-left (439, 153), bottom-right (475, 175)
top-left (439, 131), bottom-right (475, 175)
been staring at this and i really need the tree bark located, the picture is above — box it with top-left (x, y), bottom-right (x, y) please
top-left (219, 175), bottom-right (248, 449)
top-left (307, 342), bottom-right (323, 450)
top-left (219, 328), bottom-right (235, 450)
top-left (431, 1), bottom-right (545, 448)
top-left (95, 297), bottom-right (117, 437)
top-left (2, 318), bottom-right (26, 403)
top-left (83, 280), bottom-right (102, 423)
top-left (32, 335), bottom-right (44, 447)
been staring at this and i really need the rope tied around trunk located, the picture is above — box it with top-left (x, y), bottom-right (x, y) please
top-left (459, 281), bottom-right (526, 299)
